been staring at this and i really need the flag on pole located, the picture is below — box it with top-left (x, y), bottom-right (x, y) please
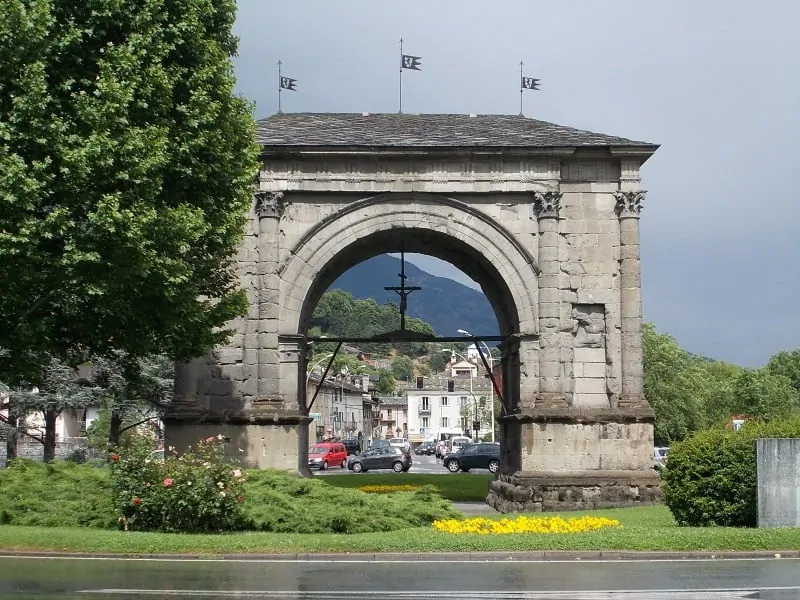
top-left (521, 76), bottom-right (541, 90)
top-left (401, 55), bottom-right (422, 71)
top-left (280, 76), bottom-right (298, 91)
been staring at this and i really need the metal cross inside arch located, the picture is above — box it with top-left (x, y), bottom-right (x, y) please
top-left (383, 242), bottom-right (421, 331)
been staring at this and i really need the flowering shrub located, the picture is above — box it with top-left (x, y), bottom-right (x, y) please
top-left (432, 515), bottom-right (621, 535)
top-left (109, 434), bottom-right (248, 533)
top-left (358, 484), bottom-right (439, 494)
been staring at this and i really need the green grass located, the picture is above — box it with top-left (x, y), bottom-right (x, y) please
top-left (2, 506), bottom-right (800, 554)
top-left (320, 473), bottom-right (493, 502)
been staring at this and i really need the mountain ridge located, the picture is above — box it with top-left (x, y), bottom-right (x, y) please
top-left (328, 255), bottom-right (499, 337)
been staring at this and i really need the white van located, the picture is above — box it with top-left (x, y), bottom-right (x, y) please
top-left (448, 436), bottom-right (472, 453)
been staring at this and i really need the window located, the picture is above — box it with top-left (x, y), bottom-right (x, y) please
top-left (441, 396), bottom-right (449, 407)
top-left (421, 417), bottom-right (429, 428)
top-left (403, 409), bottom-right (407, 418)
top-left (421, 397), bottom-right (430, 411)
top-left (460, 396), bottom-right (468, 407)
top-left (387, 409), bottom-right (392, 419)
top-left (441, 417), bottom-right (449, 427)
top-left (479, 397), bottom-right (486, 407)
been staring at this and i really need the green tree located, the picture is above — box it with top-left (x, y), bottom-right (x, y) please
top-left (428, 350), bottom-right (451, 374)
top-left (766, 349), bottom-right (800, 392)
top-left (730, 369), bottom-right (800, 421)
top-left (374, 369), bottom-right (396, 395)
top-left (391, 356), bottom-right (414, 381)
top-left (643, 323), bottom-right (708, 445)
top-left (7, 356), bottom-right (98, 461)
top-left (0, 0), bottom-right (259, 383)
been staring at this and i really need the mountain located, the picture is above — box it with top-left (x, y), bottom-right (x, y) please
top-left (328, 255), bottom-right (499, 337)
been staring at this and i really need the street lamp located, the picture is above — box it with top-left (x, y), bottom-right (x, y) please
top-left (457, 329), bottom-right (495, 443)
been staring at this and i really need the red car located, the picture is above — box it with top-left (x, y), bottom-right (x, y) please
top-left (308, 442), bottom-right (347, 470)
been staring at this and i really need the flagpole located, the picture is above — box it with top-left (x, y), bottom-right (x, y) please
top-left (519, 60), bottom-right (524, 116)
top-left (278, 60), bottom-right (282, 114)
top-left (399, 38), bottom-right (403, 114)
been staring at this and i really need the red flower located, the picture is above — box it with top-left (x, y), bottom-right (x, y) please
top-left (111, 454), bottom-right (120, 462)
top-left (163, 478), bottom-right (174, 488)
top-left (236, 495), bottom-right (245, 503)
top-left (132, 497), bottom-right (141, 506)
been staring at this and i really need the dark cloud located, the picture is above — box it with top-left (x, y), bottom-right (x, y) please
top-left (232, 0), bottom-right (800, 366)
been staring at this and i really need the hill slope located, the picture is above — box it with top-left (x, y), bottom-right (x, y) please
top-left (328, 255), bottom-right (499, 337)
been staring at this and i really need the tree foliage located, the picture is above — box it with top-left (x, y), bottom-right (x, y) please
top-left (0, 0), bottom-right (259, 383)
top-left (644, 323), bottom-right (800, 445)
top-left (311, 290), bottom-right (436, 357)
top-left (766, 349), bottom-right (800, 392)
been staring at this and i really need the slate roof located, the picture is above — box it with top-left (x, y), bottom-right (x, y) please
top-left (255, 113), bottom-right (656, 149)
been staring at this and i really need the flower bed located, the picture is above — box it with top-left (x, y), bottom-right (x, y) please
top-left (432, 515), bottom-right (622, 535)
top-left (358, 484), bottom-right (438, 494)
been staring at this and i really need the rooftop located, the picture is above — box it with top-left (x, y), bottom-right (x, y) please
top-left (255, 112), bottom-right (657, 150)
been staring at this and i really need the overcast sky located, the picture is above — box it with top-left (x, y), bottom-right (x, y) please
top-left (232, 0), bottom-right (799, 367)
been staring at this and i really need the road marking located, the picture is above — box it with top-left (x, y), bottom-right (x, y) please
top-left (1, 554), bottom-right (798, 564)
top-left (73, 589), bottom-right (788, 599)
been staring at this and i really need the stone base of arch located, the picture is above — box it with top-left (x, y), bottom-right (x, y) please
top-left (487, 407), bottom-right (662, 513)
top-left (163, 401), bottom-right (313, 475)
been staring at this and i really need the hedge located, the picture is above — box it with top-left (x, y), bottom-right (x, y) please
top-left (662, 417), bottom-right (800, 527)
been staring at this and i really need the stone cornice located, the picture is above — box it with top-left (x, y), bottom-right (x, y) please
top-left (532, 191), bottom-right (563, 220)
top-left (613, 190), bottom-right (646, 219)
top-left (258, 157), bottom-right (562, 193)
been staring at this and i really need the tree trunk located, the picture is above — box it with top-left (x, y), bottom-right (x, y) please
top-left (43, 408), bottom-right (57, 462)
top-left (5, 413), bottom-right (18, 461)
top-left (109, 409), bottom-right (122, 448)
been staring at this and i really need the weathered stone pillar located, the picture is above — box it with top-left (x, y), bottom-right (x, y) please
top-left (533, 191), bottom-right (565, 408)
top-left (254, 191), bottom-right (288, 404)
top-left (613, 190), bottom-right (647, 408)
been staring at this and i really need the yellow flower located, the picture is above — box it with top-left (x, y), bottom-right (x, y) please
top-left (432, 515), bottom-right (621, 535)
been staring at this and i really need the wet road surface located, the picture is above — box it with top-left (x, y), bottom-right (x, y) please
top-left (1, 555), bottom-right (799, 599)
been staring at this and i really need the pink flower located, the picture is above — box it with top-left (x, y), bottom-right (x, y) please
top-left (111, 454), bottom-right (120, 462)
top-left (163, 478), bottom-right (174, 488)
top-left (236, 495), bottom-right (244, 503)
top-left (232, 469), bottom-right (242, 478)
top-left (132, 497), bottom-right (141, 506)
top-left (204, 436), bottom-right (215, 444)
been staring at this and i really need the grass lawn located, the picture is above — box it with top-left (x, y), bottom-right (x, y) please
top-left (320, 473), bottom-right (493, 502)
top-left (2, 505), bottom-right (800, 555)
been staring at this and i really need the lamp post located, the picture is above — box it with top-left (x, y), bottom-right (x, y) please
top-left (441, 348), bottom-right (479, 441)
top-left (457, 329), bottom-right (495, 443)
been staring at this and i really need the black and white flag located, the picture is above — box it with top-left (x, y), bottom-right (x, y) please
top-left (280, 76), bottom-right (297, 91)
top-left (401, 55), bottom-right (422, 70)
top-left (521, 76), bottom-right (541, 90)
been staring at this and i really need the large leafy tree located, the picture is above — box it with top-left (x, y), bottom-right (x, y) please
top-left (0, 0), bottom-right (259, 383)
top-left (766, 349), bottom-right (800, 392)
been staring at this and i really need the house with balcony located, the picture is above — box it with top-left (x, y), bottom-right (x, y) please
top-left (305, 372), bottom-right (377, 444)
top-left (374, 396), bottom-right (407, 441)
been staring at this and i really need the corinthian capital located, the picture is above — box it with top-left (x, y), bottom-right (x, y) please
top-left (613, 190), bottom-right (646, 218)
top-left (533, 191), bottom-right (562, 219)
top-left (254, 191), bottom-right (289, 219)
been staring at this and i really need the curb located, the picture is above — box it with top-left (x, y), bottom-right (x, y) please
top-left (1, 550), bottom-right (798, 561)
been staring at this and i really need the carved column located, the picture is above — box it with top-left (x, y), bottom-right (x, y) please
top-left (614, 190), bottom-right (646, 407)
top-left (254, 191), bottom-right (290, 406)
top-left (533, 191), bottom-right (565, 408)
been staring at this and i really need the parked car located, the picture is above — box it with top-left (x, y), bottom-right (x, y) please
top-left (443, 442), bottom-right (501, 474)
top-left (389, 437), bottom-right (410, 452)
top-left (307, 442), bottom-right (348, 470)
top-left (448, 436), bottom-right (472, 454)
top-left (348, 446), bottom-right (412, 473)
top-left (342, 438), bottom-right (361, 455)
top-left (368, 439), bottom-right (392, 451)
top-left (415, 441), bottom-right (436, 456)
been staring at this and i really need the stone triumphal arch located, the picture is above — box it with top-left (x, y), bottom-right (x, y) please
top-left (166, 113), bottom-right (662, 511)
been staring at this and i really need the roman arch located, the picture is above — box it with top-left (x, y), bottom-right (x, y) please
top-left (166, 113), bottom-right (662, 511)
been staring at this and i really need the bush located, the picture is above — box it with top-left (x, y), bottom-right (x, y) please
top-left (0, 459), bottom-right (116, 528)
top-left (662, 417), bottom-right (800, 527)
top-left (243, 471), bottom-right (459, 534)
top-left (109, 434), bottom-right (248, 533)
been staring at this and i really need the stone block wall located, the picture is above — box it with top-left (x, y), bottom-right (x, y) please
top-left (757, 437), bottom-right (800, 528)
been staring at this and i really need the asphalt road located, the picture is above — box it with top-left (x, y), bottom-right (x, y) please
top-left (1, 555), bottom-right (799, 599)
top-left (314, 452), bottom-right (482, 476)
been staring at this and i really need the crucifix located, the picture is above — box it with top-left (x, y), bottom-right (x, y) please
top-left (384, 242), bottom-right (421, 331)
